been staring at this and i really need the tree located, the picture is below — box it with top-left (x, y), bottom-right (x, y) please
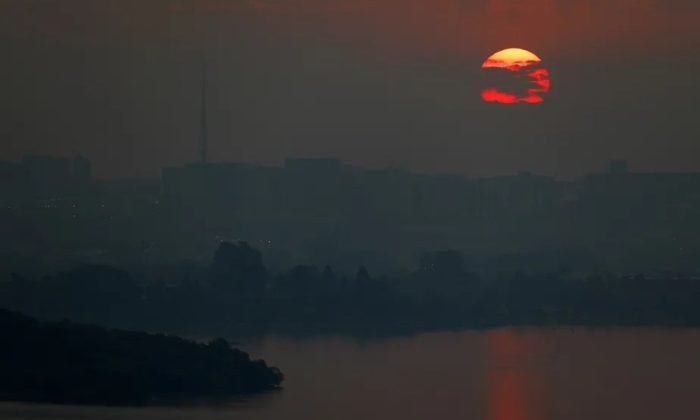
top-left (209, 241), bottom-right (267, 302)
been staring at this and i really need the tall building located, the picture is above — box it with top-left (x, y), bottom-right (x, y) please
top-left (609, 160), bottom-right (629, 175)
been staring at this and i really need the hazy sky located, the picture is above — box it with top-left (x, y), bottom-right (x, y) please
top-left (0, 0), bottom-right (698, 178)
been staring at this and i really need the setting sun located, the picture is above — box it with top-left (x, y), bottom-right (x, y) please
top-left (481, 48), bottom-right (550, 104)
top-left (482, 48), bottom-right (542, 70)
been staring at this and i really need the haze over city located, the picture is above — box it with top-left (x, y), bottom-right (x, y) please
top-left (0, 0), bottom-right (698, 178)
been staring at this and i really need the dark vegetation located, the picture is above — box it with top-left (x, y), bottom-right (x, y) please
top-left (2, 242), bottom-right (700, 337)
top-left (0, 308), bottom-right (283, 406)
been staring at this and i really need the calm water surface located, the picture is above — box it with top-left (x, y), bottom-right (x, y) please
top-left (2, 328), bottom-right (700, 420)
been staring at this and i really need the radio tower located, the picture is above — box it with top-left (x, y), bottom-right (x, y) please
top-left (199, 60), bottom-right (209, 164)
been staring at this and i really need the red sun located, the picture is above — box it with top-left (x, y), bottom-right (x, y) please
top-left (481, 48), bottom-right (550, 104)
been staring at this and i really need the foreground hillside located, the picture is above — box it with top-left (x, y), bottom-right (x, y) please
top-left (0, 309), bottom-right (283, 406)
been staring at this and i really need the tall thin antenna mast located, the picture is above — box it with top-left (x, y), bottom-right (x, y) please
top-left (127, 133), bottom-right (135, 174)
top-left (200, 59), bottom-right (208, 164)
top-left (193, 0), bottom-right (209, 165)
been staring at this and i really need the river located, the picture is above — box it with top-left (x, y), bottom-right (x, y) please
top-left (2, 328), bottom-right (699, 420)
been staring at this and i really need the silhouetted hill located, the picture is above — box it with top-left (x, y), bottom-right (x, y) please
top-left (0, 309), bottom-right (283, 406)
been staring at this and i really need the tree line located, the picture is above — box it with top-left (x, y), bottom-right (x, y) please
top-left (2, 242), bottom-right (700, 336)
